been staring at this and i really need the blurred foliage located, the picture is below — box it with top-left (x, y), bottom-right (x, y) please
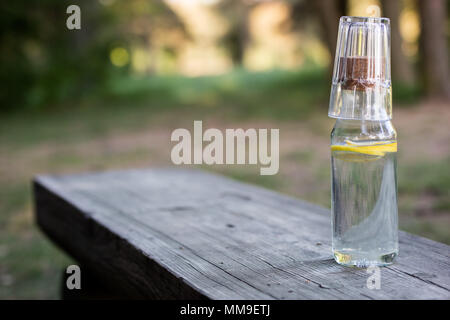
top-left (0, 0), bottom-right (189, 113)
top-left (399, 159), bottom-right (450, 212)
top-left (102, 67), bottom-right (328, 119)
top-left (392, 81), bottom-right (422, 104)
top-left (2, 0), bottom-right (446, 113)
top-left (0, 0), bottom-right (117, 112)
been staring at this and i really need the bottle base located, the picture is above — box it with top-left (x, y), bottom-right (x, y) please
top-left (333, 250), bottom-right (397, 267)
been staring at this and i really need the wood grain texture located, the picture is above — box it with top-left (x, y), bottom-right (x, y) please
top-left (33, 168), bottom-right (450, 299)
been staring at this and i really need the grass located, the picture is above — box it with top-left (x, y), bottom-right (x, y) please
top-left (0, 67), bottom-right (448, 299)
top-left (102, 67), bottom-right (328, 118)
top-left (399, 159), bottom-right (450, 208)
top-left (1, 68), bottom-right (328, 151)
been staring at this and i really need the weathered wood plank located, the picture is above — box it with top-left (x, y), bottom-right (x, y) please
top-left (33, 168), bottom-right (450, 299)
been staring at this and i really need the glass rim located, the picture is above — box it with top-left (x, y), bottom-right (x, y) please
top-left (340, 16), bottom-right (390, 24)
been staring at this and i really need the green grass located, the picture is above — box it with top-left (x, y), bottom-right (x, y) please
top-left (392, 81), bottom-right (422, 105)
top-left (286, 150), bottom-right (315, 163)
top-left (102, 67), bottom-right (328, 117)
top-left (398, 159), bottom-right (450, 213)
top-left (0, 232), bottom-right (73, 299)
top-left (400, 216), bottom-right (450, 245)
top-left (1, 68), bottom-right (328, 151)
top-left (0, 184), bottom-right (29, 223)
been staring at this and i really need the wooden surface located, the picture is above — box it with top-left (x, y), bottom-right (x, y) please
top-left (33, 168), bottom-right (450, 299)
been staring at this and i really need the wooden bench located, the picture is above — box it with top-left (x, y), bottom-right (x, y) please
top-left (33, 168), bottom-right (450, 299)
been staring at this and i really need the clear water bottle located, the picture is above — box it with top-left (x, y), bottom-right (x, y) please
top-left (328, 16), bottom-right (398, 267)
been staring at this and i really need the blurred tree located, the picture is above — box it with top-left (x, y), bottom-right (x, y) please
top-left (0, 1), bottom-right (42, 111)
top-left (0, 0), bottom-right (117, 112)
top-left (0, 0), bottom-right (187, 111)
top-left (115, 0), bottom-right (186, 74)
top-left (290, 0), bottom-right (347, 75)
top-left (310, 0), bottom-right (347, 58)
top-left (381, 0), bottom-right (416, 86)
top-left (217, 0), bottom-right (250, 66)
top-left (418, 0), bottom-right (450, 99)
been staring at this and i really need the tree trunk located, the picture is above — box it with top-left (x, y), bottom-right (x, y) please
top-left (312, 0), bottom-right (345, 58)
top-left (213, 0), bottom-right (250, 66)
top-left (381, 0), bottom-right (416, 85)
top-left (418, 0), bottom-right (450, 99)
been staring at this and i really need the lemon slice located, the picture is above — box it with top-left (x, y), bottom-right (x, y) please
top-left (331, 140), bottom-right (397, 156)
top-left (344, 140), bottom-right (392, 146)
top-left (334, 251), bottom-right (352, 264)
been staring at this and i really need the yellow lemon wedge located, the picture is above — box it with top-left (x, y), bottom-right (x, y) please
top-left (334, 251), bottom-right (352, 264)
top-left (331, 140), bottom-right (397, 156)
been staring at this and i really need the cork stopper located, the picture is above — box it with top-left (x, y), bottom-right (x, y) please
top-left (328, 16), bottom-right (392, 120)
top-left (338, 57), bottom-right (386, 90)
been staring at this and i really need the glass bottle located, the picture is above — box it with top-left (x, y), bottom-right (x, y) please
top-left (328, 16), bottom-right (398, 267)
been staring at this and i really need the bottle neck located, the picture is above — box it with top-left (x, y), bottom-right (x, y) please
top-left (331, 119), bottom-right (396, 144)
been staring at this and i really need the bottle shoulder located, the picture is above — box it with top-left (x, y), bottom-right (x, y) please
top-left (331, 119), bottom-right (397, 144)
